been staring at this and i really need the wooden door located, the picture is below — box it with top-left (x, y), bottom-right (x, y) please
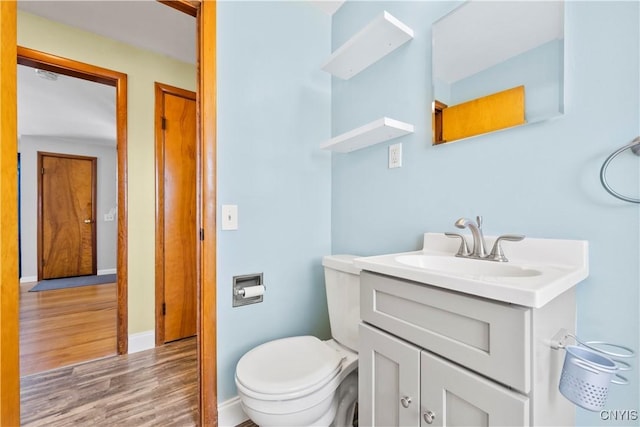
top-left (420, 351), bottom-right (529, 427)
top-left (156, 83), bottom-right (197, 343)
top-left (359, 323), bottom-right (422, 427)
top-left (38, 152), bottom-right (97, 280)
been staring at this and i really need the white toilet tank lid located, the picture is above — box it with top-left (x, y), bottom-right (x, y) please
top-left (236, 336), bottom-right (342, 396)
top-left (322, 254), bottom-right (361, 275)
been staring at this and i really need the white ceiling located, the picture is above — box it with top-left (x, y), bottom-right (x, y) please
top-left (433, 1), bottom-right (564, 84)
top-left (18, 0), bottom-right (197, 64)
top-left (18, 64), bottom-right (117, 143)
top-left (17, 0), bottom-right (196, 142)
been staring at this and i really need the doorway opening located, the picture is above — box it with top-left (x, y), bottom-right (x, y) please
top-left (1, 2), bottom-right (217, 424)
top-left (17, 47), bottom-right (128, 368)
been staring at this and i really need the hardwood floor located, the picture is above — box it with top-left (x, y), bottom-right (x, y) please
top-left (19, 281), bottom-right (117, 376)
top-left (20, 337), bottom-right (198, 426)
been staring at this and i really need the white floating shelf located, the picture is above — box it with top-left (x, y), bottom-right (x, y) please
top-left (321, 11), bottom-right (414, 80)
top-left (321, 117), bottom-right (414, 153)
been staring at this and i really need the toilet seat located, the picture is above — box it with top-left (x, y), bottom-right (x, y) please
top-left (236, 336), bottom-right (343, 400)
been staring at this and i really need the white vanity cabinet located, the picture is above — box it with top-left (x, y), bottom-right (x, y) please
top-left (359, 271), bottom-right (576, 426)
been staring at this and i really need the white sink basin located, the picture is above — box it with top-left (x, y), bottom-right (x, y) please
top-left (395, 254), bottom-right (542, 278)
top-left (354, 233), bottom-right (589, 308)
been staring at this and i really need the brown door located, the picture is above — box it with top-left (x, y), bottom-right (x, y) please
top-left (38, 152), bottom-right (97, 280)
top-left (156, 83), bottom-right (197, 343)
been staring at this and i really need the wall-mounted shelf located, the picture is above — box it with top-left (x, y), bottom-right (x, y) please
top-left (321, 11), bottom-right (414, 80)
top-left (320, 117), bottom-right (414, 153)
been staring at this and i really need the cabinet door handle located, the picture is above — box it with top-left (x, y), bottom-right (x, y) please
top-left (400, 396), bottom-right (412, 408)
top-left (423, 410), bottom-right (436, 424)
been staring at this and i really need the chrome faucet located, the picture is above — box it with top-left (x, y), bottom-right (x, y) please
top-left (447, 216), bottom-right (525, 262)
top-left (455, 216), bottom-right (487, 258)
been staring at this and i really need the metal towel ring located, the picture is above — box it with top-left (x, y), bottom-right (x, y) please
top-left (600, 136), bottom-right (640, 204)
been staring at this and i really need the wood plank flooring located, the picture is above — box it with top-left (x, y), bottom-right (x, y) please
top-left (20, 337), bottom-right (199, 426)
top-left (19, 281), bottom-right (117, 376)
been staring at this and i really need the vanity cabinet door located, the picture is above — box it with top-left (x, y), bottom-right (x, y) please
top-left (420, 351), bottom-right (529, 427)
top-left (360, 323), bottom-right (421, 427)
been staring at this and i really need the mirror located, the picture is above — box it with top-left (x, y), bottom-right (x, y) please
top-left (432, 1), bottom-right (564, 145)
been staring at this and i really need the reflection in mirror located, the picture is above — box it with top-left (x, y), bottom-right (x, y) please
top-left (432, 1), bottom-right (564, 145)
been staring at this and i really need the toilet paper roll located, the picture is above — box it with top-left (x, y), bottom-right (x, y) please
top-left (241, 285), bottom-right (265, 298)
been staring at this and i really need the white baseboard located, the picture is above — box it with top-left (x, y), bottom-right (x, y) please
top-left (218, 396), bottom-right (248, 427)
top-left (98, 268), bottom-right (117, 275)
top-left (128, 330), bottom-right (155, 354)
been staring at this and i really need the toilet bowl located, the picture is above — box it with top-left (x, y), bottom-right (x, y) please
top-left (235, 255), bottom-right (361, 427)
top-left (236, 336), bottom-right (358, 426)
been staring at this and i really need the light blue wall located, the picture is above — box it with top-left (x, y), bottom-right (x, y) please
top-left (216, 1), bottom-right (332, 401)
top-left (332, 2), bottom-right (639, 425)
top-left (449, 39), bottom-right (564, 123)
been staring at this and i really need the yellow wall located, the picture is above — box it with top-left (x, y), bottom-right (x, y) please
top-left (18, 11), bottom-right (196, 334)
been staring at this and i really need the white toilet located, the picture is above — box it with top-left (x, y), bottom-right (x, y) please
top-left (235, 255), bottom-right (361, 427)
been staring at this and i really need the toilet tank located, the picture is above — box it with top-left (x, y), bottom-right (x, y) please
top-left (322, 255), bottom-right (361, 353)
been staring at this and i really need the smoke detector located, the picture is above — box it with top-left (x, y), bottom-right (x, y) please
top-left (35, 69), bottom-right (59, 81)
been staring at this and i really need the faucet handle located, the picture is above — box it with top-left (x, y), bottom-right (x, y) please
top-left (488, 234), bottom-right (525, 262)
top-left (445, 232), bottom-right (471, 257)
top-left (476, 215), bottom-right (483, 229)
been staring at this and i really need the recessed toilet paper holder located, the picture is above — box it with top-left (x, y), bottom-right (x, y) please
top-left (233, 273), bottom-right (266, 307)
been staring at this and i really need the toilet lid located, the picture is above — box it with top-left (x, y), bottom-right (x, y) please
top-left (236, 336), bottom-right (342, 396)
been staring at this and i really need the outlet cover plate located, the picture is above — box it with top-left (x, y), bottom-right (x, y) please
top-left (389, 143), bottom-right (402, 168)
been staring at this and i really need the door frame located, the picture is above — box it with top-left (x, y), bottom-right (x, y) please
top-left (162, 2), bottom-right (219, 423)
top-left (154, 82), bottom-right (197, 346)
top-left (18, 46), bottom-right (129, 355)
top-left (37, 152), bottom-right (98, 280)
top-left (0, 1), bottom-right (219, 426)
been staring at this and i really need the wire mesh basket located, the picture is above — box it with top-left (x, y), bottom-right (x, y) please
top-left (553, 331), bottom-right (634, 412)
top-left (559, 346), bottom-right (621, 411)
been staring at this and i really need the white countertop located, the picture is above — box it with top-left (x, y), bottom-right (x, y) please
top-left (353, 233), bottom-right (589, 308)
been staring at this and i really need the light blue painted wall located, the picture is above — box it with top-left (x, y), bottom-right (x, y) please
top-left (449, 39), bottom-right (563, 123)
top-left (332, 2), bottom-right (639, 425)
top-left (216, 1), bottom-right (332, 401)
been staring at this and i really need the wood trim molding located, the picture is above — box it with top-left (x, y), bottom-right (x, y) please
top-left (154, 2), bottom-right (219, 424)
top-left (17, 47), bottom-right (129, 355)
top-left (0, 2), bottom-right (20, 425)
top-left (154, 83), bottom-right (165, 348)
top-left (154, 82), bottom-right (197, 346)
top-left (158, 0), bottom-right (199, 17)
top-left (433, 100), bottom-right (447, 145)
top-left (198, 1), bottom-right (218, 425)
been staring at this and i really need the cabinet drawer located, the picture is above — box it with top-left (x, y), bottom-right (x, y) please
top-left (361, 271), bottom-right (531, 393)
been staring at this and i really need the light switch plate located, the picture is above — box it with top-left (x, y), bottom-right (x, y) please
top-left (221, 205), bottom-right (238, 230)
